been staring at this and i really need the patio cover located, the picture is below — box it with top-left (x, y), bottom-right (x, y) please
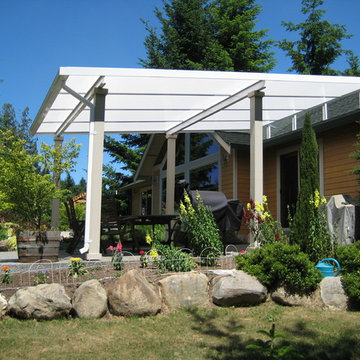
top-left (30, 67), bottom-right (360, 259)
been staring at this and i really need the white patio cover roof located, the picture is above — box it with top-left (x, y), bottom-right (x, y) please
top-left (31, 67), bottom-right (360, 136)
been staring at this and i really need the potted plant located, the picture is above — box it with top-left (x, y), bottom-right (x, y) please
top-left (0, 129), bottom-right (80, 262)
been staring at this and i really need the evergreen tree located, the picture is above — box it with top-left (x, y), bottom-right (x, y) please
top-left (140, 0), bottom-right (275, 72)
top-left (0, 103), bottom-right (36, 154)
top-left (278, 0), bottom-right (351, 75)
top-left (290, 114), bottom-right (319, 250)
top-left (342, 51), bottom-right (360, 76)
top-left (207, 0), bottom-right (275, 72)
top-left (290, 114), bottom-right (332, 262)
top-left (103, 133), bottom-right (150, 191)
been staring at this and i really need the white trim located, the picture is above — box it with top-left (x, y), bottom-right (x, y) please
top-left (166, 80), bottom-right (265, 135)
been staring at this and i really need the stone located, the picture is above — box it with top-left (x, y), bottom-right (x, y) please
top-left (107, 269), bottom-right (161, 316)
top-left (211, 270), bottom-right (267, 306)
top-left (8, 283), bottom-right (72, 320)
top-left (158, 272), bottom-right (209, 309)
top-left (320, 277), bottom-right (348, 311)
top-left (0, 293), bottom-right (7, 317)
top-left (271, 287), bottom-right (315, 307)
top-left (72, 279), bottom-right (108, 319)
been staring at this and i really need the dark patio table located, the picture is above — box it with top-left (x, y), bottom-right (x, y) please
top-left (116, 214), bottom-right (179, 251)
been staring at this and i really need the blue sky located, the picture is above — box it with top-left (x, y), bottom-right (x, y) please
top-left (1, 0), bottom-right (360, 183)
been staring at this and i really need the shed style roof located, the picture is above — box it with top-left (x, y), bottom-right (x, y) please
top-left (31, 67), bottom-right (360, 136)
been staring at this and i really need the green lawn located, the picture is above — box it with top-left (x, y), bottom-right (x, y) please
top-left (1, 302), bottom-right (359, 359)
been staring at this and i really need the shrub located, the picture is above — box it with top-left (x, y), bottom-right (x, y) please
top-left (235, 242), bottom-right (321, 295)
top-left (335, 242), bottom-right (360, 306)
top-left (154, 243), bottom-right (196, 273)
top-left (179, 190), bottom-right (223, 261)
top-left (145, 228), bottom-right (196, 273)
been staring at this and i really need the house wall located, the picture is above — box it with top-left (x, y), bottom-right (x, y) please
top-left (321, 121), bottom-right (358, 199)
top-left (221, 120), bottom-right (359, 236)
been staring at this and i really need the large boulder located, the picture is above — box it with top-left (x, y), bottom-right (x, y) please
top-left (211, 270), bottom-right (267, 306)
top-left (72, 279), bottom-right (108, 319)
top-left (320, 277), bottom-right (348, 311)
top-left (158, 273), bottom-right (209, 309)
top-left (8, 283), bottom-right (72, 320)
top-left (0, 293), bottom-right (7, 317)
top-left (107, 269), bottom-right (161, 316)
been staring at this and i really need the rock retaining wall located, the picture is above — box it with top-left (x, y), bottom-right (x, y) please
top-left (0, 269), bottom-right (350, 321)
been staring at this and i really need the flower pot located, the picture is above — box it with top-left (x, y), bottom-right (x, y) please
top-left (16, 230), bottom-right (61, 263)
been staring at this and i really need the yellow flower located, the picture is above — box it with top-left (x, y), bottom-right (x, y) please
top-left (70, 257), bottom-right (81, 262)
top-left (247, 203), bottom-right (251, 211)
top-left (150, 249), bottom-right (159, 260)
top-left (145, 234), bottom-right (152, 245)
top-left (255, 202), bottom-right (264, 213)
top-left (262, 211), bottom-right (270, 220)
top-left (262, 195), bottom-right (268, 205)
top-left (179, 201), bottom-right (186, 215)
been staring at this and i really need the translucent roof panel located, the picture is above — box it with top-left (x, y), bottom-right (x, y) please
top-left (31, 67), bottom-right (360, 135)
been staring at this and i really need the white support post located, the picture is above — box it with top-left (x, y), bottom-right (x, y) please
top-left (51, 135), bottom-right (64, 229)
top-left (249, 90), bottom-right (265, 245)
top-left (80, 87), bottom-right (108, 260)
top-left (165, 134), bottom-right (178, 215)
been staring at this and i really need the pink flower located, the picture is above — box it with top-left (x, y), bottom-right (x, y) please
top-left (108, 243), bottom-right (123, 252)
top-left (240, 250), bottom-right (246, 254)
top-left (139, 250), bottom-right (145, 255)
top-left (115, 242), bottom-right (123, 252)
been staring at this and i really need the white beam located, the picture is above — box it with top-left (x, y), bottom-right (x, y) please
top-left (166, 80), bottom-right (265, 135)
top-left (249, 90), bottom-right (265, 245)
top-left (166, 134), bottom-right (177, 214)
top-left (80, 87), bottom-right (108, 259)
top-left (55, 76), bottom-right (105, 136)
top-left (30, 73), bottom-right (68, 135)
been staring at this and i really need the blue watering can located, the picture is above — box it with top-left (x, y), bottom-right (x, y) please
top-left (315, 258), bottom-right (341, 278)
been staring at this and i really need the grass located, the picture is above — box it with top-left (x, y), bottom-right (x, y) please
top-left (0, 302), bottom-right (359, 359)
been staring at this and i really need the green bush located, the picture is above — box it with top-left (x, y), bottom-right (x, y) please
top-left (335, 242), bottom-right (360, 306)
top-left (235, 242), bottom-right (321, 295)
top-left (155, 243), bottom-right (196, 273)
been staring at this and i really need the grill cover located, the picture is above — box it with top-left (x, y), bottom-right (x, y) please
top-left (176, 180), bottom-right (243, 234)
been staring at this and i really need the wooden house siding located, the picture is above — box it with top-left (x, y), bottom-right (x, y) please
top-left (220, 148), bottom-right (234, 199)
top-left (263, 148), bottom-right (278, 219)
top-left (322, 122), bottom-right (359, 199)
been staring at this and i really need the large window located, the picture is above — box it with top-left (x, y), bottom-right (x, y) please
top-left (190, 163), bottom-right (219, 190)
top-left (160, 133), bottom-right (220, 212)
top-left (190, 134), bottom-right (219, 161)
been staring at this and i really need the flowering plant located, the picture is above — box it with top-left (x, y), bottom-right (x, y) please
top-left (306, 190), bottom-right (332, 262)
top-left (33, 270), bottom-right (49, 285)
top-left (67, 257), bottom-right (88, 278)
top-left (179, 190), bottom-right (223, 264)
top-left (108, 242), bottom-right (123, 270)
top-left (139, 250), bottom-right (148, 268)
top-left (243, 196), bottom-right (286, 246)
top-left (2, 265), bottom-right (11, 284)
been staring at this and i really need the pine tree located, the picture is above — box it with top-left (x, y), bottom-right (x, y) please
top-left (290, 114), bottom-right (319, 250)
top-left (290, 114), bottom-right (332, 262)
top-left (140, 0), bottom-right (275, 72)
top-left (278, 0), bottom-right (351, 75)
